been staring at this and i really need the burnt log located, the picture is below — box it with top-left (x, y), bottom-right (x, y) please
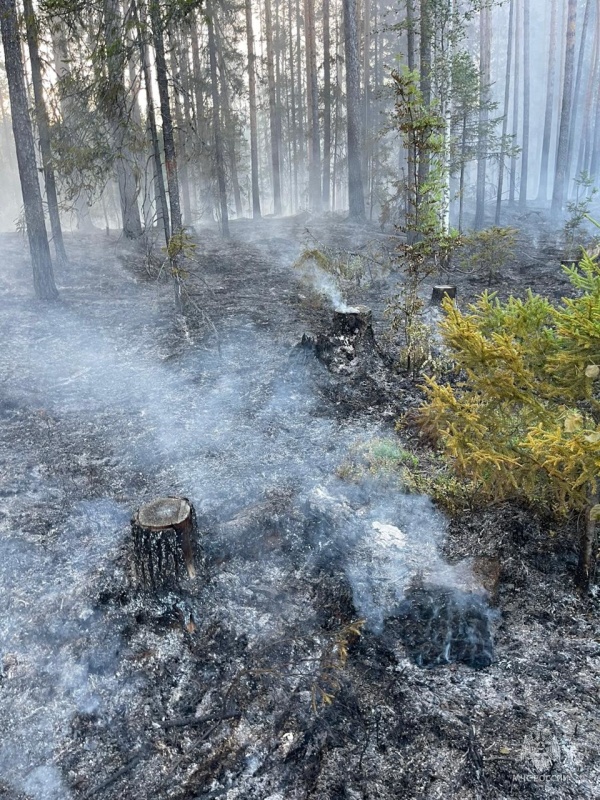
top-left (431, 285), bottom-right (456, 305)
top-left (131, 497), bottom-right (197, 591)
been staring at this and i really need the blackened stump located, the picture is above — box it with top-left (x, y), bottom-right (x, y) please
top-left (331, 306), bottom-right (374, 339)
top-left (431, 285), bottom-right (456, 305)
top-left (131, 497), bottom-right (197, 591)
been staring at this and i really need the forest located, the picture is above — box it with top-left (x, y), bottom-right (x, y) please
top-left (0, 0), bottom-right (599, 799)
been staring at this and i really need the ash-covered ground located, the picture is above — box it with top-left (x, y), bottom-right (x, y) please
top-left (0, 216), bottom-right (598, 800)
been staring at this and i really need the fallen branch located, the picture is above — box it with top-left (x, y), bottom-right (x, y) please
top-left (160, 710), bottom-right (240, 729)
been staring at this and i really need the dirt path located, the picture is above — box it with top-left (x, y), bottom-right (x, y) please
top-left (0, 223), bottom-right (598, 800)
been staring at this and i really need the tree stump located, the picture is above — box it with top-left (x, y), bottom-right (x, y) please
top-left (131, 497), bottom-right (197, 591)
top-left (431, 285), bottom-right (456, 305)
top-left (331, 306), bottom-right (374, 338)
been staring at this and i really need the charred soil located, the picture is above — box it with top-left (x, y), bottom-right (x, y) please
top-left (0, 215), bottom-right (598, 800)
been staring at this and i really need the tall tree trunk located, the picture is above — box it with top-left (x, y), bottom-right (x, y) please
top-left (216, 32), bottom-right (242, 217)
top-left (103, 0), bottom-right (143, 239)
top-left (406, 0), bottom-right (416, 230)
top-left (169, 29), bottom-right (192, 227)
top-left (149, 0), bottom-right (185, 309)
top-left (51, 21), bottom-right (95, 232)
top-left (190, 15), bottom-right (207, 216)
top-left (322, 0), bottom-right (331, 210)
top-left (206, 0), bottom-right (229, 236)
top-left (22, 0), bottom-right (67, 264)
top-left (265, 0), bottom-right (282, 214)
top-left (332, 4), bottom-right (342, 211)
top-left (495, 0), bottom-right (514, 224)
top-left (577, 5), bottom-right (598, 179)
top-left (0, 0), bottom-right (58, 300)
top-left (133, 0), bottom-right (170, 243)
top-left (590, 6), bottom-right (600, 184)
top-left (245, 0), bottom-right (262, 217)
top-left (295, 0), bottom-right (305, 204)
top-left (519, 0), bottom-right (530, 208)
top-left (362, 0), bottom-right (370, 214)
top-left (305, 0), bottom-right (321, 211)
top-left (567, 0), bottom-right (593, 190)
top-left (406, 0), bottom-right (415, 71)
top-left (551, 0), bottom-right (578, 218)
top-left (287, 0), bottom-right (298, 211)
top-left (418, 0), bottom-right (432, 193)
top-left (509, 0), bottom-right (520, 204)
top-left (343, 0), bottom-right (365, 219)
top-left (474, 4), bottom-right (491, 229)
top-left (537, 0), bottom-right (558, 203)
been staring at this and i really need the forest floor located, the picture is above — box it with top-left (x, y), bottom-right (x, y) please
top-left (0, 213), bottom-right (598, 800)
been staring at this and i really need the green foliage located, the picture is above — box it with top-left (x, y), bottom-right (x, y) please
top-left (564, 172), bottom-right (599, 255)
top-left (385, 295), bottom-right (437, 378)
top-left (336, 437), bottom-right (420, 484)
top-left (390, 67), bottom-right (447, 255)
top-left (386, 68), bottom-right (463, 377)
top-left (166, 229), bottom-right (197, 262)
top-left (293, 246), bottom-right (369, 285)
top-left (456, 226), bottom-right (517, 285)
top-left (418, 253), bottom-right (600, 519)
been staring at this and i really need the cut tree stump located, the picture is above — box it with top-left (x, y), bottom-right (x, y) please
top-left (131, 497), bottom-right (197, 591)
top-left (431, 285), bottom-right (456, 305)
top-left (331, 306), bottom-right (374, 338)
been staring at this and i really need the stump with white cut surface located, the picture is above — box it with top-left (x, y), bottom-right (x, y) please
top-left (131, 497), bottom-right (197, 591)
top-left (431, 285), bottom-right (456, 305)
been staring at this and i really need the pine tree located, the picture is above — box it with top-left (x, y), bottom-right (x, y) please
top-left (0, 0), bottom-right (58, 300)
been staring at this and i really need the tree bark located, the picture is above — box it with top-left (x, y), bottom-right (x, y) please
top-left (50, 21), bottom-right (96, 233)
top-left (265, 0), bottom-right (282, 214)
top-left (343, 0), bottom-right (365, 219)
top-left (406, 0), bottom-right (415, 70)
top-left (551, 0), bottom-right (577, 218)
top-left (295, 0), bottom-right (305, 203)
top-left (245, 0), bottom-right (262, 217)
top-left (215, 25), bottom-right (242, 217)
top-left (149, 0), bottom-right (185, 308)
top-left (495, 0), bottom-right (514, 224)
top-left (576, 487), bottom-right (598, 594)
top-left (287, 0), bottom-right (298, 211)
top-left (103, 0), bottom-right (143, 239)
top-left (168, 28), bottom-right (192, 227)
top-left (418, 0), bottom-right (432, 194)
top-left (305, 0), bottom-right (321, 211)
top-left (509, 0), bottom-right (520, 204)
top-left (537, 0), bottom-right (558, 203)
top-left (131, 497), bottom-right (198, 592)
top-left (22, 0), bottom-right (68, 264)
top-left (133, 0), bottom-right (170, 244)
top-left (474, 4), bottom-right (491, 229)
top-left (567, 0), bottom-right (593, 191)
top-left (206, 0), bottom-right (230, 236)
top-left (519, 0), bottom-right (530, 208)
top-left (590, 6), bottom-right (600, 183)
top-left (0, 0), bottom-right (58, 300)
top-left (322, 0), bottom-right (331, 210)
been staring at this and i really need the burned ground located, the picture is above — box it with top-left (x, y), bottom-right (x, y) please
top-left (0, 216), bottom-right (598, 800)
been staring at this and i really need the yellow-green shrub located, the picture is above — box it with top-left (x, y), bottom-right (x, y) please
top-left (418, 252), bottom-right (600, 590)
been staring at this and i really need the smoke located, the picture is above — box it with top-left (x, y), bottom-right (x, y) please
top-left (306, 483), bottom-right (489, 637)
top-left (0, 499), bottom-right (129, 799)
top-left (296, 261), bottom-right (352, 311)
top-left (0, 233), bottom-right (495, 797)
